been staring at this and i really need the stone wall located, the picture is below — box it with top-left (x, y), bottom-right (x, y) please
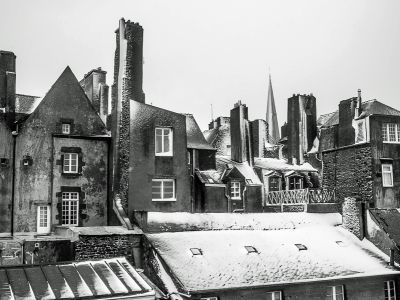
top-left (342, 197), bottom-right (364, 239)
top-left (322, 143), bottom-right (373, 206)
top-left (74, 234), bottom-right (141, 266)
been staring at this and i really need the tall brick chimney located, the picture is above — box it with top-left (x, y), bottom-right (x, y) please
top-left (230, 101), bottom-right (253, 164)
top-left (0, 50), bottom-right (16, 129)
top-left (80, 67), bottom-right (109, 124)
top-left (287, 94), bottom-right (317, 165)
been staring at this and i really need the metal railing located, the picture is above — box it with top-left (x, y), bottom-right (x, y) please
top-left (265, 188), bottom-right (335, 205)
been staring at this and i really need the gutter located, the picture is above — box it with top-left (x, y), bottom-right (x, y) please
top-left (10, 127), bottom-right (17, 236)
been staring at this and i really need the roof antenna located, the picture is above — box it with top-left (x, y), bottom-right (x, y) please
top-left (211, 104), bottom-right (214, 121)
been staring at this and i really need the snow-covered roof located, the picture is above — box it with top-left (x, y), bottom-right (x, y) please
top-left (146, 212), bottom-right (341, 232)
top-left (0, 257), bottom-right (155, 299)
top-left (217, 155), bottom-right (262, 185)
top-left (147, 226), bottom-right (400, 293)
top-left (195, 169), bottom-right (223, 184)
top-left (254, 157), bottom-right (317, 173)
top-left (15, 94), bottom-right (41, 114)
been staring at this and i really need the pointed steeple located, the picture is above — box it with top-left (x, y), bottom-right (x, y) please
top-left (266, 73), bottom-right (280, 144)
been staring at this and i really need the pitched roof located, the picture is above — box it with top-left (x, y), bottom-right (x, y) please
top-left (369, 209), bottom-right (400, 247)
top-left (317, 112), bottom-right (336, 127)
top-left (0, 257), bottom-right (155, 299)
top-left (216, 155), bottom-right (262, 185)
top-left (184, 114), bottom-right (215, 150)
top-left (321, 100), bottom-right (400, 128)
top-left (195, 169), bottom-right (223, 184)
top-left (203, 124), bottom-right (231, 155)
top-left (147, 225), bottom-right (399, 293)
top-left (21, 66), bottom-right (107, 135)
top-left (254, 157), bottom-right (317, 173)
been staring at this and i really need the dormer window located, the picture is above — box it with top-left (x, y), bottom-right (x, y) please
top-left (231, 181), bottom-right (241, 199)
top-left (155, 128), bottom-right (173, 156)
top-left (62, 123), bottom-right (71, 134)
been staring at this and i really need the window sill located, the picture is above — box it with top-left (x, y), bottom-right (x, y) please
top-left (152, 198), bottom-right (177, 202)
top-left (231, 197), bottom-right (242, 200)
top-left (155, 153), bottom-right (173, 157)
top-left (383, 185), bottom-right (394, 188)
top-left (383, 141), bottom-right (400, 144)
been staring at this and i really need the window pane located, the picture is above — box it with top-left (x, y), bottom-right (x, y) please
top-left (274, 292), bottom-right (281, 300)
top-left (164, 133), bottom-right (170, 153)
top-left (156, 134), bottom-right (163, 153)
top-left (383, 124), bottom-right (388, 141)
top-left (266, 294), bottom-right (272, 300)
top-left (389, 124), bottom-right (396, 141)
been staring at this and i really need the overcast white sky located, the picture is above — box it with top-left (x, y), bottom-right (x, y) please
top-left (1, 0), bottom-right (400, 130)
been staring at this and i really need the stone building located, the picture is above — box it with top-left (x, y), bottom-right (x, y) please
top-left (320, 90), bottom-right (400, 208)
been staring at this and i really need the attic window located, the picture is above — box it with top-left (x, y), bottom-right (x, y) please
top-left (190, 248), bottom-right (203, 256)
top-left (244, 246), bottom-right (258, 254)
top-left (0, 158), bottom-right (9, 168)
top-left (295, 244), bottom-right (307, 251)
top-left (62, 123), bottom-right (71, 134)
top-left (336, 241), bottom-right (345, 247)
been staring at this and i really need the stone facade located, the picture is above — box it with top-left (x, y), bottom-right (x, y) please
top-left (342, 197), bottom-right (364, 239)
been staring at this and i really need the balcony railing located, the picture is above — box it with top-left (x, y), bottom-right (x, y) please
top-left (265, 188), bottom-right (335, 206)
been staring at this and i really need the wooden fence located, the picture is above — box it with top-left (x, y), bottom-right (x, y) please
top-left (265, 188), bottom-right (335, 206)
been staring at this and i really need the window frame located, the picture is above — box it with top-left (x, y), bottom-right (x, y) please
top-left (230, 181), bottom-right (241, 200)
top-left (152, 179), bottom-right (176, 201)
top-left (266, 291), bottom-right (282, 300)
top-left (63, 153), bottom-right (79, 174)
top-left (155, 127), bottom-right (173, 156)
top-left (327, 285), bottom-right (344, 300)
top-left (61, 123), bottom-right (71, 134)
top-left (288, 176), bottom-right (303, 190)
top-left (385, 280), bottom-right (396, 300)
top-left (383, 123), bottom-right (400, 143)
top-left (382, 163), bottom-right (394, 187)
top-left (61, 192), bottom-right (79, 226)
top-left (37, 205), bottom-right (50, 234)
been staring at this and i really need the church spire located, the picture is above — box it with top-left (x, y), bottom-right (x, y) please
top-left (266, 73), bottom-right (280, 144)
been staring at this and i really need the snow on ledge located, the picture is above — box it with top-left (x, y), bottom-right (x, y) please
top-left (147, 212), bottom-right (342, 233)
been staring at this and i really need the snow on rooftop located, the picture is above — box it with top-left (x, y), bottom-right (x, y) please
top-left (254, 157), bottom-right (317, 173)
top-left (147, 212), bottom-right (341, 232)
top-left (147, 226), bottom-right (400, 292)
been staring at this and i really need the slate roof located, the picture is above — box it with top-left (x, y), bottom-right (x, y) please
top-left (321, 100), bottom-right (400, 128)
top-left (216, 155), bottom-right (262, 185)
top-left (195, 169), bottom-right (223, 184)
top-left (147, 225), bottom-right (400, 293)
top-left (369, 209), bottom-right (400, 247)
top-left (254, 157), bottom-right (317, 173)
top-left (0, 257), bottom-right (155, 299)
top-left (15, 94), bottom-right (41, 114)
top-left (203, 124), bottom-right (231, 155)
top-left (184, 114), bottom-right (215, 150)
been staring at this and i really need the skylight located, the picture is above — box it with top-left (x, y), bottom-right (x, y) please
top-left (295, 244), bottom-right (307, 251)
top-left (244, 246), bottom-right (258, 253)
top-left (336, 241), bottom-right (345, 247)
top-left (190, 248), bottom-right (203, 256)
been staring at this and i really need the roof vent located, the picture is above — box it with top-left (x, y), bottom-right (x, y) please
top-left (244, 246), bottom-right (258, 254)
top-left (295, 244), bottom-right (307, 251)
top-left (190, 248), bottom-right (203, 256)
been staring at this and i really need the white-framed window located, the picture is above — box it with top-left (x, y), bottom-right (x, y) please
top-left (62, 123), bottom-right (71, 134)
top-left (63, 153), bottom-right (78, 173)
top-left (382, 123), bottom-right (400, 143)
top-left (382, 163), bottom-right (394, 187)
top-left (266, 291), bottom-right (282, 300)
top-left (385, 280), bottom-right (396, 300)
top-left (231, 181), bottom-right (241, 199)
top-left (37, 205), bottom-right (50, 234)
top-left (327, 285), bottom-right (344, 300)
top-left (289, 176), bottom-right (303, 190)
top-left (62, 192), bottom-right (79, 226)
top-left (152, 179), bottom-right (176, 201)
top-left (155, 127), bottom-right (173, 156)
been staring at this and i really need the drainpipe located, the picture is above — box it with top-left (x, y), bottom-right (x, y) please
top-left (224, 185), bottom-right (231, 213)
top-left (242, 185), bottom-right (247, 213)
top-left (11, 127), bottom-right (18, 237)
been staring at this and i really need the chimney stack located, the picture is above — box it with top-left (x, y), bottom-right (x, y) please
top-left (80, 67), bottom-right (109, 124)
top-left (355, 89), bottom-right (362, 118)
top-left (0, 50), bottom-right (16, 129)
top-left (230, 101), bottom-right (253, 164)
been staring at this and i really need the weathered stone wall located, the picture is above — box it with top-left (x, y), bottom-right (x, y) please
top-left (322, 143), bottom-right (373, 206)
top-left (74, 234), bottom-right (141, 265)
top-left (342, 197), bottom-right (364, 239)
top-left (319, 125), bottom-right (338, 151)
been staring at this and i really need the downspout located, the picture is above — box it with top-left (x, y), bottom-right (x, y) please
top-left (11, 128), bottom-right (17, 237)
top-left (242, 185), bottom-right (247, 213)
top-left (224, 185), bottom-right (231, 213)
